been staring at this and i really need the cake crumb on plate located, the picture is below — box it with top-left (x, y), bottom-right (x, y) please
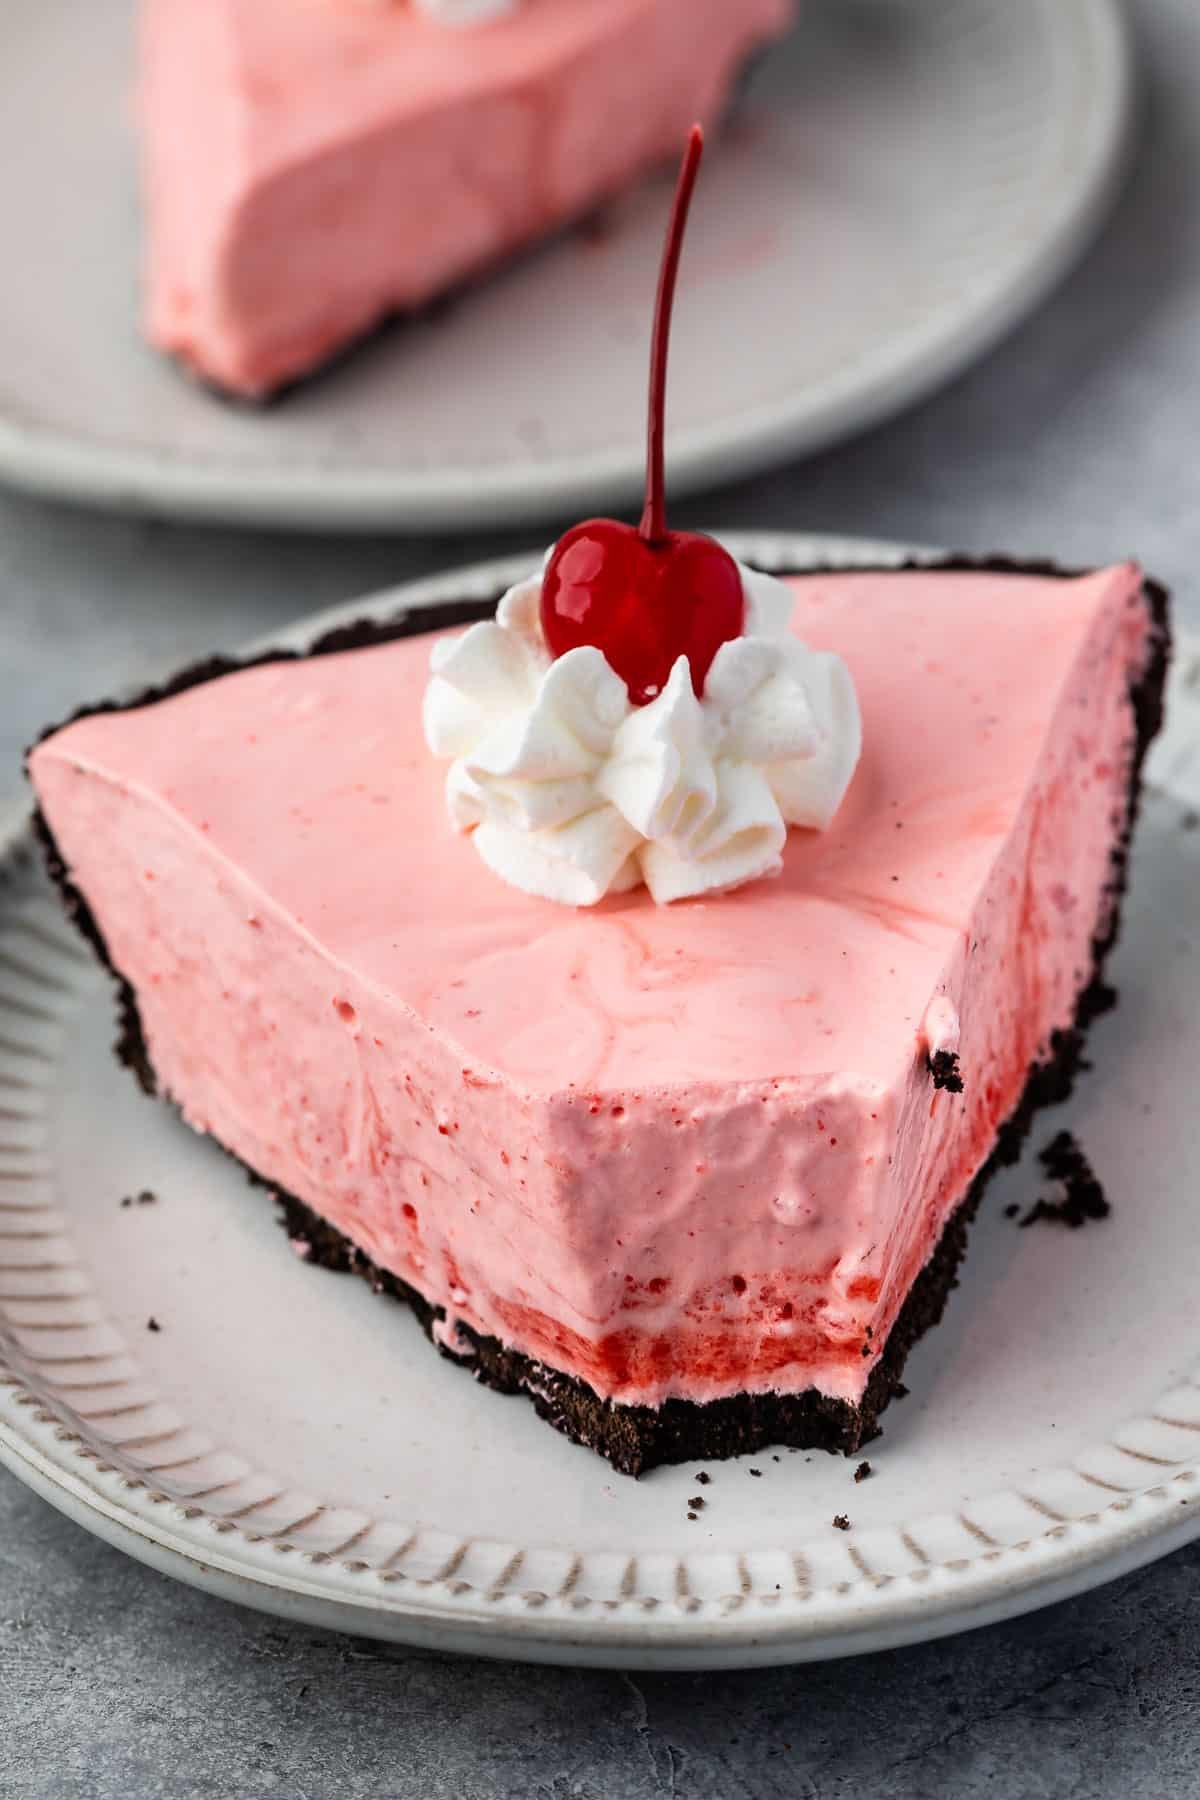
top-left (1019, 1131), bottom-right (1109, 1229)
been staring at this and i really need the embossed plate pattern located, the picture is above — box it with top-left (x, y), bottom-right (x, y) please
top-left (1, 534), bottom-right (1198, 1669)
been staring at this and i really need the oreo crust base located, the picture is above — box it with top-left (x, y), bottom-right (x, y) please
top-left (27, 561), bottom-right (1171, 1476)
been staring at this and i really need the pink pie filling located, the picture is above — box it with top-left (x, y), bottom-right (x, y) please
top-left (140, 0), bottom-right (795, 395)
top-left (31, 565), bottom-right (1156, 1407)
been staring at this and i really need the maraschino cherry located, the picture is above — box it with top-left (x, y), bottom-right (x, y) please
top-left (541, 127), bottom-right (745, 707)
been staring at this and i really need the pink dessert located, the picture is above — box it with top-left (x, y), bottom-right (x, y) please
top-left (29, 559), bottom-right (1168, 1472)
top-left (140, 0), bottom-right (795, 396)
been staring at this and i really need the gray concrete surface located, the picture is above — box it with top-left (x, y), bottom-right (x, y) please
top-left (3, 0), bottom-right (1200, 1792)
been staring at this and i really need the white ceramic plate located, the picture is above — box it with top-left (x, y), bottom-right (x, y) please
top-left (1, 532), bottom-right (1199, 1670)
top-left (0, 0), bottom-right (1133, 533)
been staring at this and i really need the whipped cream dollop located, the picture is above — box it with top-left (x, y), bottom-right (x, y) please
top-left (360, 0), bottom-right (517, 23)
top-left (423, 556), bottom-right (862, 906)
top-left (413, 0), bottom-right (516, 21)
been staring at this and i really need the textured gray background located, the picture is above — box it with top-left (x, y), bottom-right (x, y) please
top-left (3, 0), bottom-right (1200, 1793)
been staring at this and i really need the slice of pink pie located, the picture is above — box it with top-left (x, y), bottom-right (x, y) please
top-left (140, 0), bottom-right (795, 396)
top-left (29, 557), bottom-right (1168, 1473)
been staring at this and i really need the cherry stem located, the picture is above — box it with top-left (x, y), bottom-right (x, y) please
top-left (640, 125), bottom-right (705, 546)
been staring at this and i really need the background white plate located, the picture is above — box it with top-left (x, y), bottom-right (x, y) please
top-left (1, 533), bottom-right (1198, 1670)
top-left (0, 0), bottom-right (1133, 533)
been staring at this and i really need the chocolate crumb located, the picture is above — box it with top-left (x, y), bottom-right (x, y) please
top-left (1019, 1130), bottom-right (1110, 1229)
top-left (694, 1471), bottom-right (711, 1485)
top-left (1182, 809), bottom-right (1199, 831)
top-left (832, 1514), bottom-right (851, 1531)
top-left (1089, 981), bottom-right (1118, 1018)
top-left (137, 1190), bottom-right (157, 1206)
top-left (120, 1196), bottom-right (132, 1209)
top-left (688, 1496), bottom-right (705, 1511)
top-left (147, 1317), bottom-right (161, 1333)
top-left (687, 1511), bottom-right (698, 1522)
top-left (1004, 1203), bottom-right (1020, 1219)
top-left (853, 1461), bottom-right (872, 1484)
top-left (749, 1467), bottom-right (763, 1478)
top-left (928, 1049), bottom-right (965, 1094)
